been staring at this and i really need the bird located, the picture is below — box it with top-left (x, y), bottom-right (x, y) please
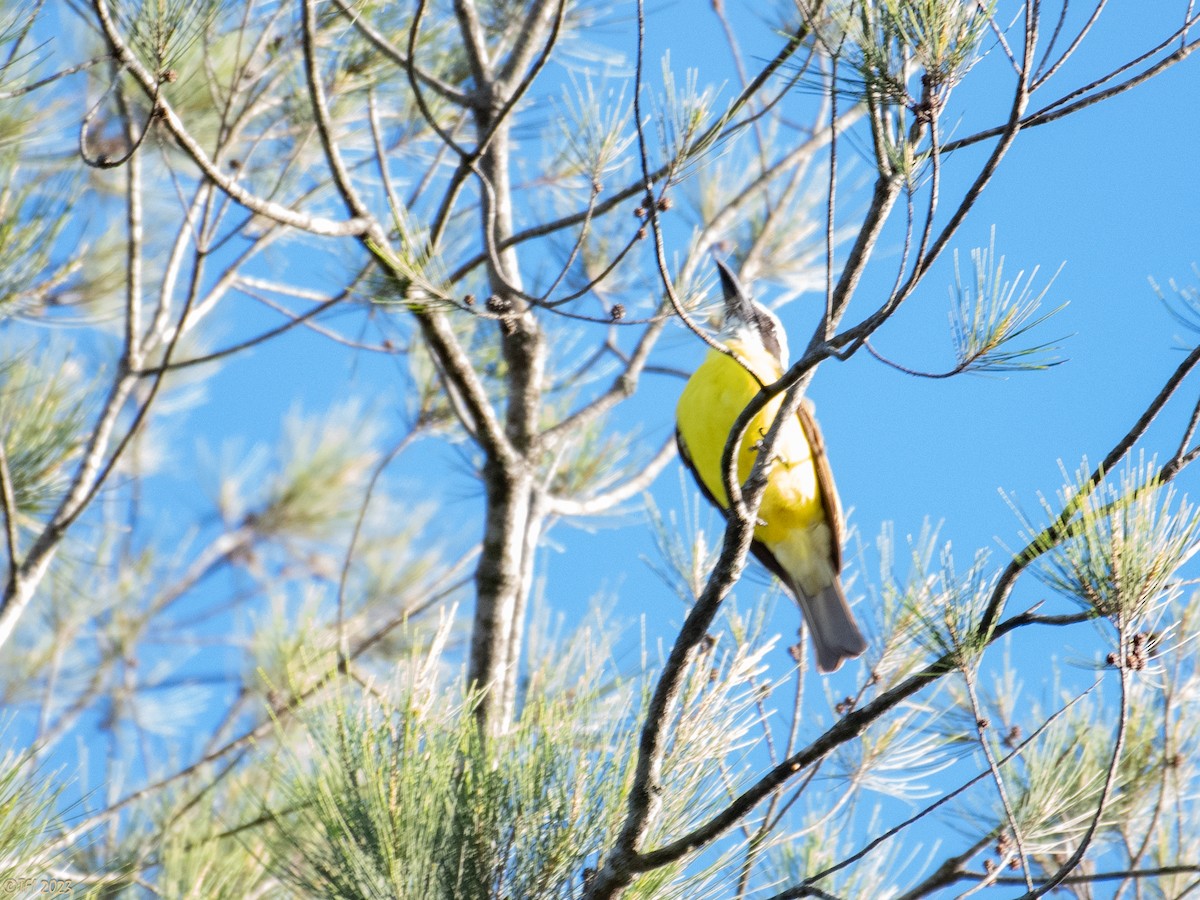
top-left (675, 259), bottom-right (867, 673)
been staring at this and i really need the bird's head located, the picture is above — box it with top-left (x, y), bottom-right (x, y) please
top-left (714, 259), bottom-right (789, 368)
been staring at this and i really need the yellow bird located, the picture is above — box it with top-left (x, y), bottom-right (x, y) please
top-left (675, 260), bottom-right (866, 673)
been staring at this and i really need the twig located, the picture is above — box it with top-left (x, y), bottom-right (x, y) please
top-left (120, 83), bottom-right (144, 370)
top-left (1020, 640), bottom-right (1131, 898)
top-left (0, 55), bottom-right (106, 100)
top-left (367, 88), bottom-right (403, 226)
top-left (831, 18), bottom-right (1036, 359)
top-left (544, 437), bottom-right (675, 516)
top-left (540, 318), bottom-right (667, 444)
top-left (336, 430), bottom-right (420, 667)
top-left (1172, 395), bottom-right (1200, 463)
top-left (961, 865), bottom-right (1200, 888)
top-left (328, 0), bottom-right (473, 105)
top-left (893, 837), bottom-right (996, 900)
top-left (299, 0), bottom-right (514, 468)
top-left (962, 670), bottom-right (1034, 889)
top-left (793, 680), bottom-right (1100, 895)
top-left (941, 29), bottom-right (1200, 156)
top-left (1033, 1), bottom-right (1108, 89)
top-left (0, 439), bottom-right (19, 591)
top-left (78, 67), bottom-right (157, 169)
top-left (240, 287), bottom-right (393, 353)
top-left (89, 0), bottom-right (369, 237)
top-left (447, 9), bottom-right (813, 285)
top-left (981, 344), bottom-right (1200, 635)
top-left (824, 51), bottom-right (841, 332)
top-left (28, 571), bottom-right (473, 865)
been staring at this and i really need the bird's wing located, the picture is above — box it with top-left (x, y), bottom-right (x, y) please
top-left (796, 400), bottom-right (844, 574)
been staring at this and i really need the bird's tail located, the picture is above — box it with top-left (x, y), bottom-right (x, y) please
top-left (794, 579), bottom-right (867, 674)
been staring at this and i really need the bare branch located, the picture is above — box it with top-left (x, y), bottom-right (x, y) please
top-left (120, 86), bottom-right (144, 370)
top-left (1033, 1), bottom-right (1108, 88)
top-left (452, 0), bottom-right (492, 89)
top-left (0, 439), bottom-right (19, 591)
top-left (337, 430), bottom-right (421, 668)
top-left (27, 568), bottom-right (474, 866)
top-left (299, 0), bottom-right (514, 467)
top-left (0, 55), bottom-right (106, 100)
top-left (447, 11), bottom-right (813, 285)
top-left (1021, 655), bottom-right (1131, 898)
top-left (962, 865), bottom-right (1200, 889)
top-left (942, 29), bottom-right (1200, 156)
top-left (963, 670), bottom-right (1034, 889)
top-left (545, 437), bottom-right (675, 517)
top-left (540, 320), bottom-right (667, 445)
top-left (89, 0), bottom-right (369, 237)
top-left (328, 0), bottom-right (473, 106)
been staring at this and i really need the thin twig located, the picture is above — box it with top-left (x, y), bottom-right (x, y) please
top-left (1020, 640), bottom-right (1131, 898)
top-left (120, 82), bottom-right (144, 371)
top-left (446, 11), bottom-right (813, 286)
top-left (794, 680), bottom-right (1099, 895)
top-left (328, 0), bottom-right (473, 105)
top-left (0, 439), bottom-right (19, 591)
top-left (90, 0), bottom-right (368, 237)
top-left (1033, 1), bottom-right (1108, 89)
top-left (0, 55), bottom-right (106, 100)
top-left (962, 670), bottom-right (1034, 889)
top-left (545, 437), bottom-right (675, 516)
top-left (1170, 395), bottom-right (1200, 470)
top-left (941, 29), bottom-right (1200, 156)
top-left (299, 0), bottom-right (513, 467)
top-left (28, 570), bottom-right (473, 864)
top-left (336, 429), bottom-right (420, 667)
top-left (962, 865), bottom-right (1200, 889)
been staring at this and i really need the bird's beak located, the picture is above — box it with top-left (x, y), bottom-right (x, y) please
top-left (715, 258), bottom-right (755, 329)
top-left (713, 258), bottom-right (789, 364)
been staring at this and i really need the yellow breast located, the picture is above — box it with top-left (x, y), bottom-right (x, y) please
top-left (675, 344), bottom-right (824, 547)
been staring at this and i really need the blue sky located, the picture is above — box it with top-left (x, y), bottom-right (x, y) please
top-left (146, 0), bottom-right (1200, 756)
top-left (9, 1), bottom-right (1200, 891)
top-left (531, 2), bottom-right (1200, 673)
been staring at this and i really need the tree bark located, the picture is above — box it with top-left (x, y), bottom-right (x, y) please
top-left (464, 81), bottom-right (547, 731)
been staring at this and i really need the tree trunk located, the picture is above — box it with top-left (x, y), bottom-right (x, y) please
top-left (469, 460), bottom-right (535, 730)
top-left (465, 107), bottom-right (546, 732)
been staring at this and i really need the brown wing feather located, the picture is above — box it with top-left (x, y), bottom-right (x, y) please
top-left (796, 400), bottom-right (844, 574)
